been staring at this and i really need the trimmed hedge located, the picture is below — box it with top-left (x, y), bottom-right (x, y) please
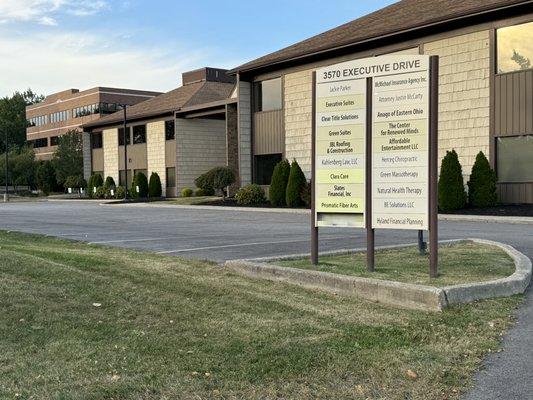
top-left (148, 172), bottom-right (162, 198)
top-left (438, 150), bottom-right (467, 211)
top-left (269, 159), bottom-right (290, 207)
top-left (235, 184), bottom-right (266, 205)
top-left (131, 172), bottom-right (148, 199)
top-left (286, 160), bottom-right (307, 207)
top-left (181, 187), bottom-right (193, 197)
top-left (468, 151), bottom-right (497, 208)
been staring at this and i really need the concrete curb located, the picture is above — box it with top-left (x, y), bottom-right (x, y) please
top-left (223, 239), bottom-right (531, 312)
top-left (99, 202), bottom-right (533, 223)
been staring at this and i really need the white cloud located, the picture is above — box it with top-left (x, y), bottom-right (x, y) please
top-left (0, 0), bottom-right (107, 25)
top-left (0, 29), bottom-right (239, 97)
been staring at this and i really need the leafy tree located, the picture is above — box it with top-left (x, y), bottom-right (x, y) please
top-left (36, 161), bottom-right (56, 195)
top-left (286, 160), bottom-right (307, 207)
top-left (12, 146), bottom-right (37, 189)
top-left (148, 172), bottom-right (162, 198)
top-left (438, 150), bottom-right (467, 211)
top-left (211, 167), bottom-right (236, 200)
top-left (511, 49), bottom-right (531, 70)
top-left (52, 130), bottom-right (83, 187)
top-left (0, 89), bottom-right (44, 152)
top-left (468, 151), bottom-right (497, 208)
top-left (269, 159), bottom-right (290, 207)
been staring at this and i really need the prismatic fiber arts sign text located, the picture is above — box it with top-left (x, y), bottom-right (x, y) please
top-left (315, 55), bottom-right (431, 230)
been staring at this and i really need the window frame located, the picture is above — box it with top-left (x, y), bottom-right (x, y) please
top-left (165, 120), bottom-right (175, 141)
top-left (253, 77), bottom-right (283, 113)
top-left (495, 20), bottom-right (533, 75)
top-left (132, 125), bottom-right (147, 145)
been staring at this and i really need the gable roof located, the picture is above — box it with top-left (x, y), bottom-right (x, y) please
top-left (83, 80), bottom-right (235, 129)
top-left (230, 0), bottom-right (531, 74)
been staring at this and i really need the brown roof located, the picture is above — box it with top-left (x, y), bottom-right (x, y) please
top-left (231, 0), bottom-right (531, 74)
top-left (83, 81), bottom-right (235, 129)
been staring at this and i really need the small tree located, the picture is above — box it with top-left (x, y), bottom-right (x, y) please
top-left (194, 172), bottom-right (215, 196)
top-left (149, 172), bottom-right (162, 198)
top-left (104, 176), bottom-right (116, 190)
top-left (468, 151), bottom-right (497, 208)
top-left (211, 167), bottom-right (236, 200)
top-left (36, 161), bottom-right (56, 195)
top-left (269, 159), bottom-right (290, 207)
top-left (286, 160), bottom-right (307, 207)
top-left (52, 130), bottom-right (83, 187)
top-left (131, 172), bottom-right (148, 199)
top-left (438, 150), bottom-right (467, 211)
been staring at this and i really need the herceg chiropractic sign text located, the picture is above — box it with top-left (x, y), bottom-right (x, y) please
top-left (315, 55), bottom-right (430, 230)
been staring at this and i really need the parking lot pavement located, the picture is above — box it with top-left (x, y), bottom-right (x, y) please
top-left (0, 200), bottom-right (532, 400)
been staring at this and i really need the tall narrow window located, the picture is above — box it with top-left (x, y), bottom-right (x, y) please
top-left (166, 167), bottom-right (176, 187)
top-left (497, 21), bottom-right (533, 73)
top-left (118, 127), bottom-right (131, 146)
top-left (165, 120), bottom-right (175, 140)
top-left (133, 125), bottom-right (146, 144)
top-left (92, 132), bottom-right (103, 149)
top-left (254, 77), bottom-right (282, 112)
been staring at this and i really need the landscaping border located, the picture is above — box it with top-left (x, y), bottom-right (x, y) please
top-left (224, 239), bottom-right (531, 312)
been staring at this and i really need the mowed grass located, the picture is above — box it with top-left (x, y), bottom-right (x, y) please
top-left (165, 196), bottom-right (222, 205)
top-left (276, 242), bottom-right (516, 287)
top-left (0, 231), bottom-right (522, 399)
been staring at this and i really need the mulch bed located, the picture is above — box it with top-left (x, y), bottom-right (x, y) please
top-left (442, 204), bottom-right (533, 217)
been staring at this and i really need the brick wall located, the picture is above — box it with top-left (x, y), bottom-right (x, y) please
top-left (175, 118), bottom-right (227, 193)
top-left (103, 128), bottom-right (119, 184)
top-left (284, 70), bottom-right (313, 178)
top-left (423, 30), bottom-right (491, 174)
top-left (146, 121), bottom-right (166, 196)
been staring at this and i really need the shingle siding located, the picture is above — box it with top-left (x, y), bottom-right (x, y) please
top-left (146, 121), bottom-right (167, 196)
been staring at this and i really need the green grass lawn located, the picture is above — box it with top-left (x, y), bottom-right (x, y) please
top-left (0, 231), bottom-right (522, 399)
top-left (164, 196), bottom-right (222, 205)
top-left (276, 242), bottom-right (515, 287)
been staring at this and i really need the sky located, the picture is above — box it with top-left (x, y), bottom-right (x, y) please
top-left (0, 0), bottom-right (397, 98)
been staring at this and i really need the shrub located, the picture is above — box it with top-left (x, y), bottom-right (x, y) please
top-left (64, 175), bottom-right (86, 190)
top-left (468, 151), bottom-right (497, 208)
top-left (148, 172), bottom-right (162, 198)
top-left (95, 186), bottom-right (106, 199)
top-left (181, 187), bottom-right (193, 197)
top-left (269, 159), bottom-right (290, 207)
top-left (104, 176), bottom-right (116, 190)
top-left (286, 160), bottom-right (307, 207)
top-left (131, 172), bottom-right (148, 199)
top-left (195, 188), bottom-right (207, 197)
top-left (36, 161), bottom-right (56, 196)
top-left (194, 172), bottom-right (215, 196)
top-left (211, 167), bottom-right (236, 200)
top-left (301, 180), bottom-right (312, 208)
top-left (235, 184), bottom-right (266, 205)
top-left (115, 186), bottom-right (126, 199)
top-left (88, 174), bottom-right (103, 198)
top-left (438, 150), bottom-right (467, 211)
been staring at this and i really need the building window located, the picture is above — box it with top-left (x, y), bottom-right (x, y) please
top-left (28, 115), bottom-right (48, 127)
top-left (33, 138), bottom-right (48, 148)
top-left (254, 77), bottom-right (282, 112)
top-left (497, 21), bottom-right (533, 74)
top-left (166, 167), bottom-right (176, 188)
top-left (165, 120), bottom-right (175, 140)
top-left (118, 127), bottom-right (131, 146)
top-left (92, 132), bottom-right (103, 149)
top-left (497, 135), bottom-right (533, 182)
top-left (132, 125), bottom-right (146, 144)
top-left (50, 110), bottom-right (69, 123)
top-left (254, 154), bottom-right (282, 185)
top-left (119, 170), bottom-right (133, 187)
top-left (50, 136), bottom-right (59, 146)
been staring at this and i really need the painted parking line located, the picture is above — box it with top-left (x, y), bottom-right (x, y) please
top-left (156, 235), bottom-right (352, 254)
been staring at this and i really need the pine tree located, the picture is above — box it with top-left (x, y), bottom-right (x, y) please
top-left (286, 160), bottom-right (307, 207)
top-left (438, 150), bottom-right (467, 211)
top-left (468, 151), bottom-right (497, 208)
top-left (269, 160), bottom-right (290, 206)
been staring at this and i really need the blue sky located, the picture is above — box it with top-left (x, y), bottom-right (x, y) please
top-left (0, 0), bottom-right (397, 97)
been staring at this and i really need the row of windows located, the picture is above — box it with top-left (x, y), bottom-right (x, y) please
top-left (27, 115), bottom-right (48, 127)
top-left (114, 168), bottom-right (177, 188)
top-left (28, 103), bottom-right (127, 127)
top-left (50, 110), bottom-right (69, 123)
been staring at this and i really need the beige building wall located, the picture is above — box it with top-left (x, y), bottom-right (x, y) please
top-left (103, 128), bottom-right (119, 184)
top-left (423, 30), bottom-right (491, 173)
top-left (238, 81), bottom-right (252, 185)
top-left (146, 121), bottom-right (167, 196)
top-left (284, 70), bottom-right (313, 179)
top-left (175, 118), bottom-right (227, 193)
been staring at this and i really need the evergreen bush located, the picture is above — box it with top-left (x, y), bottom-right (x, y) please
top-left (286, 160), bottom-right (307, 207)
top-left (468, 151), bottom-right (497, 208)
top-left (181, 187), bottom-right (193, 197)
top-left (115, 186), bottom-right (126, 199)
top-left (88, 174), bottom-right (103, 198)
top-left (95, 186), bottom-right (106, 199)
top-left (148, 172), bottom-right (162, 198)
top-left (235, 184), bottom-right (266, 205)
top-left (300, 180), bottom-right (312, 208)
top-left (104, 176), bottom-right (116, 190)
top-left (438, 150), bottom-right (467, 211)
top-left (131, 172), bottom-right (148, 199)
top-left (269, 159), bottom-right (290, 207)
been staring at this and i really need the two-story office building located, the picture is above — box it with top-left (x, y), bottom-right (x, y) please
top-left (82, 68), bottom-right (238, 197)
top-left (26, 87), bottom-right (162, 160)
top-left (230, 0), bottom-right (533, 204)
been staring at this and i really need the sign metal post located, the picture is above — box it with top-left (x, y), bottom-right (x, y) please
top-left (311, 72), bottom-right (318, 265)
top-left (429, 55), bottom-right (439, 278)
top-left (366, 77), bottom-right (374, 272)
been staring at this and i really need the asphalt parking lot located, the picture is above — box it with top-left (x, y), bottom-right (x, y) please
top-left (0, 200), bottom-right (532, 400)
